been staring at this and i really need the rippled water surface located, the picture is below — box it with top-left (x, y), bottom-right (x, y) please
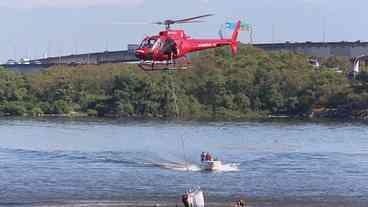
top-left (1, 118), bottom-right (368, 205)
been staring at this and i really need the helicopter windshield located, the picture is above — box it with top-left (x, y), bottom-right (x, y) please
top-left (139, 37), bottom-right (157, 49)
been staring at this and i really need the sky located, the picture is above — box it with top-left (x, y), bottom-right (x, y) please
top-left (0, 0), bottom-right (366, 62)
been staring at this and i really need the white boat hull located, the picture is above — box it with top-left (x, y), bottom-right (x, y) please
top-left (200, 160), bottom-right (222, 171)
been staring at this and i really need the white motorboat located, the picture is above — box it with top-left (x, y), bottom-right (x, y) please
top-left (200, 160), bottom-right (223, 171)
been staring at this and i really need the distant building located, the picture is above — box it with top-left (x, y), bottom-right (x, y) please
top-left (19, 58), bottom-right (31, 65)
top-left (128, 44), bottom-right (139, 54)
top-left (6, 59), bottom-right (18, 65)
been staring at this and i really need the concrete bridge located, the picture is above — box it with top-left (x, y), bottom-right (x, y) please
top-left (4, 41), bottom-right (368, 73)
top-left (37, 49), bottom-right (139, 65)
top-left (1, 47), bottom-right (140, 73)
top-left (254, 41), bottom-right (368, 58)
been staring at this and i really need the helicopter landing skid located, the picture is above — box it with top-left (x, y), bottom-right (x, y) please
top-left (138, 61), bottom-right (192, 71)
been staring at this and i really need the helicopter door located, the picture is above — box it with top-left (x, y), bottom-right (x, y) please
top-left (161, 38), bottom-right (177, 56)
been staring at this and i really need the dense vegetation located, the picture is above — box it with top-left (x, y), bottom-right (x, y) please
top-left (1, 45), bottom-right (368, 120)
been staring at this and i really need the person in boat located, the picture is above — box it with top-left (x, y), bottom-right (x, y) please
top-left (201, 152), bottom-right (206, 162)
top-left (205, 152), bottom-right (212, 161)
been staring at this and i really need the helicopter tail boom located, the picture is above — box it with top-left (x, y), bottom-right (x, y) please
top-left (230, 21), bottom-right (241, 56)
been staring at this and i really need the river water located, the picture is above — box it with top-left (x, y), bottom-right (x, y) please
top-left (1, 118), bottom-right (368, 206)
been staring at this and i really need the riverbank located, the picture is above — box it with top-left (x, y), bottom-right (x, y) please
top-left (1, 115), bottom-right (367, 127)
top-left (1, 45), bottom-right (368, 121)
top-left (30, 196), bottom-right (368, 207)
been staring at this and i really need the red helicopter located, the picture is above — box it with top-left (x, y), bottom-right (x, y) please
top-left (134, 14), bottom-right (241, 71)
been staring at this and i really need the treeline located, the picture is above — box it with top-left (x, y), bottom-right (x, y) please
top-left (1, 45), bottom-right (368, 119)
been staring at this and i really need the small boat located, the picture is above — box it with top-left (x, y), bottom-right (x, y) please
top-left (200, 160), bottom-right (223, 171)
top-left (200, 152), bottom-right (223, 171)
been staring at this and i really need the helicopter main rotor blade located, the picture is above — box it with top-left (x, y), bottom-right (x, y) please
top-left (173, 14), bottom-right (214, 24)
top-left (175, 20), bottom-right (205, 24)
top-left (111, 22), bottom-right (151, 25)
top-left (153, 21), bottom-right (165, 25)
top-left (115, 14), bottom-right (214, 29)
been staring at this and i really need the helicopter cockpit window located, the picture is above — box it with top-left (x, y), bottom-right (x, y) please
top-left (140, 38), bottom-right (157, 48)
top-left (152, 38), bottom-right (164, 51)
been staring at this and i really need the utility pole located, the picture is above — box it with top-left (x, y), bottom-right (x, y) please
top-left (74, 39), bottom-right (79, 54)
top-left (272, 24), bottom-right (275, 43)
top-left (105, 40), bottom-right (109, 51)
top-left (322, 16), bottom-right (327, 42)
top-left (47, 41), bottom-right (52, 58)
top-left (249, 25), bottom-right (254, 44)
top-left (13, 45), bottom-right (17, 60)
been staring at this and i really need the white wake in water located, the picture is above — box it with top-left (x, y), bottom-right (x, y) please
top-left (150, 161), bottom-right (240, 172)
top-left (214, 163), bottom-right (240, 172)
top-left (113, 152), bottom-right (240, 172)
top-left (157, 162), bottom-right (202, 172)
